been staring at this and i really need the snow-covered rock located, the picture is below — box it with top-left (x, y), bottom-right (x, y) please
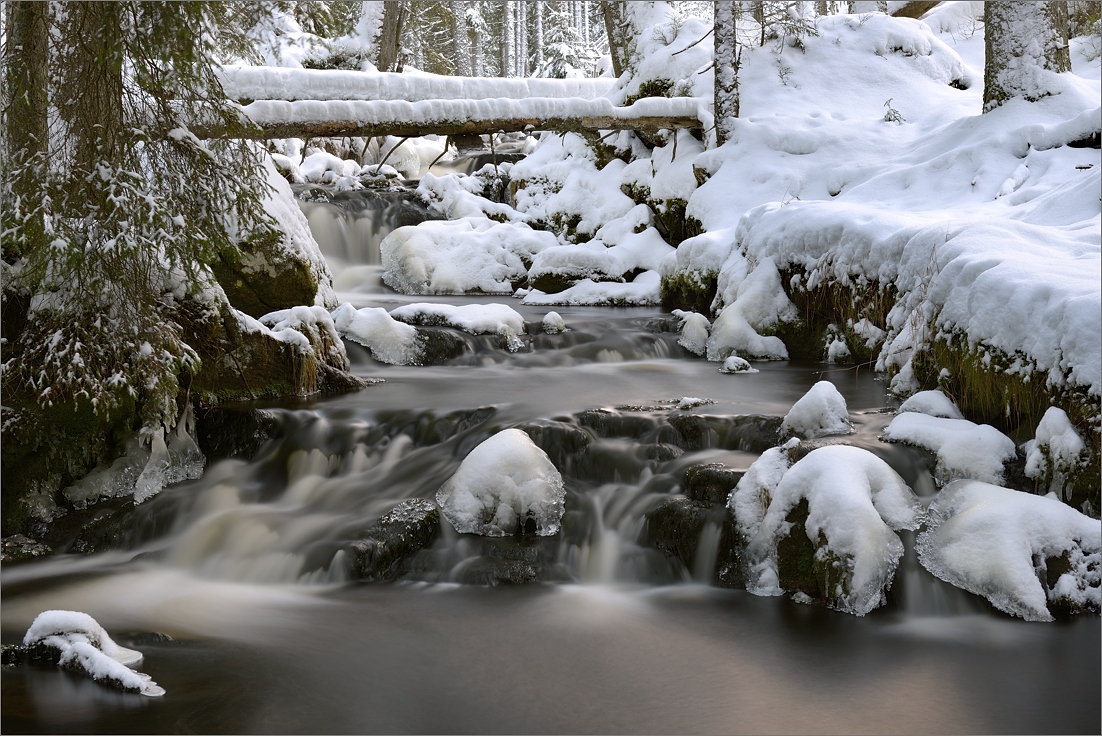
top-left (917, 480), bottom-right (1101, 621)
top-left (22, 611), bottom-right (164, 696)
top-left (880, 412), bottom-right (1017, 486)
top-left (719, 355), bottom-right (758, 374)
top-left (705, 258), bottom-right (797, 361)
top-left (781, 381), bottom-right (854, 439)
top-left (381, 218), bottom-right (556, 295)
top-left (541, 311), bottom-right (566, 334)
top-left (436, 429), bottom-right (566, 537)
top-left (897, 389), bottom-right (964, 420)
top-left (1023, 407), bottom-right (1090, 503)
top-left (331, 303), bottom-right (422, 365)
top-left (734, 445), bottom-right (923, 616)
top-left (389, 302), bottom-right (526, 351)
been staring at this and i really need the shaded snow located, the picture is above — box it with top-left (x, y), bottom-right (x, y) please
top-left (781, 381), bottom-right (854, 440)
top-left (880, 412), bottom-right (1017, 486)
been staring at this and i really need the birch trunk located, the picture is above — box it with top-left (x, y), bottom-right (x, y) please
top-left (714, 0), bottom-right (740, 146)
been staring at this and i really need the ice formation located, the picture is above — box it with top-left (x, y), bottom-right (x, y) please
top-left (917, 480), bottom-right (1101, 621)
top-left (23, 611), bottom-right (165, 697)
top-left (436, 429), bottom-right (566, 537)
top-left (880, 412), bottom-right (1016, 486)
top-left (673, 310), bottom-right (711, 356)
top-left (734, 445), bottom-right (923, 616)
top-left (780, 381), bottom-right (853, 439)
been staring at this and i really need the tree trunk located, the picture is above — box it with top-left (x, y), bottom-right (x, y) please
top-left (518, 1), bottom-right (528, 76)
top-left (61, 2), bottom-right (124, 171)
top-left (535, 1), bottom-right (544, 72)
top-left (454, 0), bottom-right (471, 76)
top-left (815, 1), bottom-right (830, 15)
top-left (3, 1), bottom-right (50, 261)
top-left (983, 1), bottom-right (1071, 111)
top-left (601, 1), bottom-right (629, 77)
top-left (377, 1), bottom-right (407, 73)
top-left (504, 1), bottom-right (515, 76)
top-left (714, 1), bottom-right (739, 146)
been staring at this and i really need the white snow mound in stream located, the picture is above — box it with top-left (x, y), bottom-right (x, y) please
top-left (436, 429), bottom-right (566, 537)
top-left (781, 381), bottom-right (853, 439)
top-left (331, 303), bottom-right (422, 365)
top-left (735, 445), bottom-right (923, 616)
top-left (23, 610), bottom-right (165, 697)
top-left (917, 481), bottom-right (1101, 622)
top-left (880, 412), bottom-right (1016, 486)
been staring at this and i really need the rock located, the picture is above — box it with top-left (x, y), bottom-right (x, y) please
top-left (436, 429), bottom-right (566, 537)
top-left (666, 413), bottom-right (783, 453)
top-left (575, 408), bottom-right (660, 440)
top-left (194, 406), bottom-right (283, 463)
top-left (346, 499), bottom-right (441, 581)
top-left (684, 463), bottom-right (744, 506)
top-left (644, 443), bottom-right (683, 462)
top-left (450, 536), bottom-right (571, 585)
top-left (0, 534), bottom-right (52, 564)
top-left (415, 326), bottom-right (472, 365)
top-left (516, 420), bottom-right (592, 475)
top-left (641, 497), bottom-right (743, 587)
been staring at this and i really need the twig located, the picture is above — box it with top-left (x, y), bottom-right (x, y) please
top-left (426, 136), bottom-right (453, 172)
top-left (372, 135), bottom-right (410, 174)
top-left (671, 27), bottom-right (714, 56)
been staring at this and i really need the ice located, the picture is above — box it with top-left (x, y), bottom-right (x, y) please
top-left (736, 445), bottom-right (923, 616)
top-left (781, 381), bottom-right (854, 439)
top-left (331, 302), bottom-right (422, 365)
top-left (917, 480), bottom-right (1101, 621)
top-left (23, 610), bottom-right (164, 697)
top-left (381, 218), bottom-right (557, 295)
top-left (672, 309), bottom-right (710, 356)
top-left (880, 412), bottom-right (1017, 486)
top-left (436, 429), bottom-right (566, 537)
top-left (1023, 407), bottom-right (1090, 502)
top-left (897, 389), bottom-right (964, 419)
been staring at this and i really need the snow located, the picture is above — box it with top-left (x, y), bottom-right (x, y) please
top-left (436, 428), bottom-right (566, 537)
top-left (781, 381), bottom-right (854, 439)
top-left (917, 480), bottom-right (1101, 621)
top-left (735, 445), bottom-right (923, 616)
top-left (522, 270), bottom-right (663, 307)
top-left (23, 610), bottom-right (164, 696)
top-left (880, 412), bottom-right (1017, 486)
top-left (719, 356), bottom-right (758, 374)
top-left (897, 389), bottom-right (964, 419)
top-left (389, 302), bottom-right (526, 350)
top-left (219, 66), bottom-right (616, 103)
top-left (673, 309), bottom-right (710, 356)
top-left (541, 311), bottom-right (566, 334)
top-left (381, 218), bottom-right (557, 295)
top-left (1023, 407), bottom-right (1090, 502)
top-left (331, 303), bottom-right (422, 365)
top-left (705, 257), bottom-right (797, 361)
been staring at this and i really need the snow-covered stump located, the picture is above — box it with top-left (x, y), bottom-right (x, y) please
top-left (731, 444), bottom-right (923, 615)
top-left (918, 481), bottom-right (1101, 621)
top-left (436, 429), bottom-right (566, 537)
top-left (10, 611), bottom-right (165, 696)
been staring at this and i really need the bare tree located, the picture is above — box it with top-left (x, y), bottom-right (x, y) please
top-left (600, 1), bottom-right (630, 77)
top-left (454, 0), bottom-right (471, 75)
top-left (983, 1), bottom-right (1071, 111)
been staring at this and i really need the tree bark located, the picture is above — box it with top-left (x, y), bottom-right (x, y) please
top-left (453, 0), bottom-right (471, 76)
top-left (3, 1), bottom-right (50, 261)
top-left (983, 1), bottom-right (1071, 111)
top-left (377, 1), bottom-right (407, 73)
top-left (600, 1), bottom-right (629, 77)
top-left (714, 1), bottom-right (739, 147)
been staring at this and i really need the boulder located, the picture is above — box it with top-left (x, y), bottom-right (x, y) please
top-left (346, 499), bottom-right (441, 581)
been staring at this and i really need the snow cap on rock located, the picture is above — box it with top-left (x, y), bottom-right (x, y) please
top-left (781, 381), bottom-right (853, 439)
top-left (436, 429), bottom-right (566, 537)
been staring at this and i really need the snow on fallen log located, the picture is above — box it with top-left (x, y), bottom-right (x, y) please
top-left (195, 96), bottom-right (703, 140)
top-left (217, 66), bottom-right (616, 103)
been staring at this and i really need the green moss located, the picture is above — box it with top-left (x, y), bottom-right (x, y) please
top-left (625, 78), bottom-right (675, 107)
top-left (212, 230), bottom-right (318, 319)
top-left (660, 270), bottom-right (718, 315)
top-left (776, 498), bottom-right (821, 598)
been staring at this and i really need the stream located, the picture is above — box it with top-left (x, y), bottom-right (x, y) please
top-left (2, 187), bottom-right (1098, 734)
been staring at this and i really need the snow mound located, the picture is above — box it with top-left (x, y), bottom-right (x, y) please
top-left (1023, 407), bottom-right (1090, 502)
top-left (781, 381), bottom-right (854, 439)
top-left (436, 429), bottom-right (566, 537)
top-left (880, 412), bottom-right (1017, 486)
top-left (917, 480), bottom-right (1101, 622)
top-left (736, 445), bottom-right (923, 616)
top-left (672, 309), bottom-right (711, 356)
top-left (381, 218), bottom-right (556, 295)
top-left (719, 356), bottom-right (758, 374)
top-left (706, 258), bottom-right (796, 361)
top-left (331, 303), bottom-right (422, 365)
top-left (23, 611), bottom-right (164, 696)
top-left (389, 302), bottom-right (526, 351)
top-left (542, 311), bottom-right (566, 334)
top-left (522, 271), bottom-right (662, 306)
top-left (897, 389), bottom-right (964, 419)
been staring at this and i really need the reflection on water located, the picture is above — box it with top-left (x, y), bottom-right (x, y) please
top-left (2, 299), bottom-right (1099, 733)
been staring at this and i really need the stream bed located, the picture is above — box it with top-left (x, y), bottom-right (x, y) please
top-left (2, 192), bottom-right (1099, 734)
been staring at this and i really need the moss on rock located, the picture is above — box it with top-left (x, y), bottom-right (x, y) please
top-left (660, 270), bottom-right (718, 314)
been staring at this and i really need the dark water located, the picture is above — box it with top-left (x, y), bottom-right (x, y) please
top-left (2, 193), bottom-right (1099, 734)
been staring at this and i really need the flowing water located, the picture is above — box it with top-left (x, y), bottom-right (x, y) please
top-left (2, 189), bottom-right (1098, 734)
